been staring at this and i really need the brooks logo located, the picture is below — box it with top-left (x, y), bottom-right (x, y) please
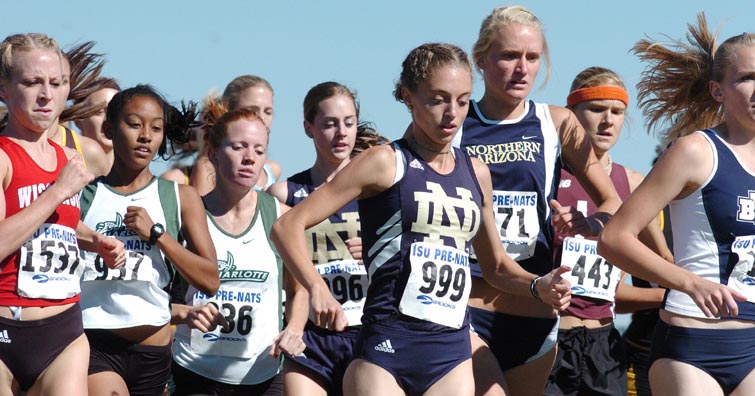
top-left (374, 339), bottom-right (395, 353)
top-left (0, 330), bottom-right (11, 344)
top-left (409, 159), bottom-right (424, 170)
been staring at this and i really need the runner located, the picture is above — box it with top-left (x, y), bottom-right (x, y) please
top-left (272, 42), bottom-right (571, 396)
top-left (453, 6), bottom-right (621, 396)
top-left (78, 84), bottom-right (218, 395)
top-left (599, 14), bottom-right (755, 396)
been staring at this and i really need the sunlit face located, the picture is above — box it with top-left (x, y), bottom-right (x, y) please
top-left (712, 44), bottom-right (755, 130)
top-left (74, 88), bottom-right (119, 152)
top-left (108, 95), bottom-right (164, 171)
top-left (0, 49), bottom-right (67, 133)
top-left (210, 118), bottom-right (268, 189)
top-left (571, 97), bottom-right (627, 155)
top-left (405, 65), bottom-right (472, 145)
top-left (235, 85), bottom-right (274, 127)
top-left (478, 23), bottom-right (543, 104)
top-left (304, 94), bottom-right (358, 164)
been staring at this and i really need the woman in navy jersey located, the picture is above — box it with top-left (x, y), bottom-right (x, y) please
top-left (0, 33), bottom-right (124, 396)
top-left (598, 14), bottom-right (755, 396)
top-left (272, 42), bottom-right (571, 396)
top-left (544, 67), bottom-right (672, 396)
top-left (452, 6), bottom-right (621, 396)
top-left (268, 81), bottom-right (386, 396)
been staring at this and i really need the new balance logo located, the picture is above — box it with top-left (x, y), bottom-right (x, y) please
top-left (374, 339), bottom-right (395, 353)
top-left (409, 159), bottom-right (424, 170)
top-left (0, 330), bottom-right (11, 344)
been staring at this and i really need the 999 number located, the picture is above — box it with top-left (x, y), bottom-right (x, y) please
top-left (417, 261), bottom-right (466, 302)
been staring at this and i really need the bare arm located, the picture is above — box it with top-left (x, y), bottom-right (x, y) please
top-left (123, 183), bottom-right (218, 295)
top-left (0, 150), bottom-right (93, 262)
top-left (552, 106), bottom-right (621, 235)
top-left (471, 158), bottom-right (571, 310)
top-left (271, 145), bottom-right (396, 330)
top-left (189, 153), bottom-right (215, 196)
top-left (78, 135), bottom-right (110, 177)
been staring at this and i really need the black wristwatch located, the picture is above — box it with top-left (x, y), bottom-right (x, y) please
top-left (149, 223), bottom-right (165, 245)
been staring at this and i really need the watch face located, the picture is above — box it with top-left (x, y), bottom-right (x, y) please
top-left (154, 223), bottom-right (165, 233)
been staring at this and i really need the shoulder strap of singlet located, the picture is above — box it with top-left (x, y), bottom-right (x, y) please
top-left (59, 125), bottom-right (88, 169)
top-left (157, 177), bottom-right (181, 239)
top-left (79, 178), bottom-right (102, 220)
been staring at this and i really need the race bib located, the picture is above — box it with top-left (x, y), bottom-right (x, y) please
top-left (314, 260), bottom-right (367, 326)
top-left (17, 223), bottom-right (83, 299)
top-left (492, 191), bottom-right (539, 261)
top-left (190, 286), bottom-right (263, 358)
top-left (728, 235), bottom-right (755, 303)
top-left (398, 242), bottom-right (471, 328)
top-left (560, 237), bottom-right (621, 301)
top-left (82, 237), bottom-right (156, 282)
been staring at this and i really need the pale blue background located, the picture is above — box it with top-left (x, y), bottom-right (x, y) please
top-left (6, 1), bottom-right (754, 329)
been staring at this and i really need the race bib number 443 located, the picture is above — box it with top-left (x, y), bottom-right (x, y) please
top-left (17, 223), bottom-right (83, 299)
top-left (560, 237), bottom-right (621, 302)
top-left (399, 242), bottom-right (471, 329)
top-left (728, 235), bottom-right (755, 303)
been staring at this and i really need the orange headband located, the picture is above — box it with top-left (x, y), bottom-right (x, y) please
top-left (566, 86), bottom-right (629, 108)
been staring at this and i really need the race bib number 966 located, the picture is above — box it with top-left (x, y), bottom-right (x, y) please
top-left (314, 260), bottom-right (367, 326)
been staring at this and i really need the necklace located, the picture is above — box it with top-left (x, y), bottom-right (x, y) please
top-left (407, 136), bottom-right (451, 155)
top-left (603, 154), bottom-right (612, 174)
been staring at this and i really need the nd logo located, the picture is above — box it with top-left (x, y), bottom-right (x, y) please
top-left (737, 190), bottom-right (755, 223)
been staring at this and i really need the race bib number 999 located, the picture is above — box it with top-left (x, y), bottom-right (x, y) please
top-left (560, 237), bottom-right (621, 302)
top-left (728, 235), bottom-right (755, 303)
top-left (17, 223), bottom-right (83, 299)
top-left (492, 191), bottom-right (539, 261)
top-left (314, 260), bottom-right (367, 326)
top-left (398, 242), bottom-right (471, 328)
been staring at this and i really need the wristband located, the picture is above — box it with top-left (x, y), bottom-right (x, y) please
top-left (529, 276), bottom-right (543, 302)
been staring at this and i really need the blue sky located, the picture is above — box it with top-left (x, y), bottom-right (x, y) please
top-left (6, 1), bottom-right (753, 177)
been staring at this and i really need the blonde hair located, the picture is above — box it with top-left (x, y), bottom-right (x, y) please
top-left (221, 75), bottom-right (273, 111)
top-left (472, 5), bottom-right (551, 85)
top-left (633, 12), bottom-right (755, 144)
top-left (0, 33), bottom-right (61, 82)
top-left (569, 66), bottom-right (626, 92)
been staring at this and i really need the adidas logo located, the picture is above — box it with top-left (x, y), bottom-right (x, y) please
top-left (293, 188), bottom-right (309, 198)
top-left (0, 330), bottom-right (11, 344)
top-left (374, 339), bottom-right (395, 353)
top-left (409, 159), bottom-right (424, 170)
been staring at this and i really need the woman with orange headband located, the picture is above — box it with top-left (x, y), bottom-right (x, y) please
top-left (544, 67), bottom-right (671, 396)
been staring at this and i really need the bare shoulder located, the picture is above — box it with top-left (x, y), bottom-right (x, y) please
top-left (267, 180), bottom-right (289, 203)
top-left (0, 147), bottom-right (11, 189)
top-left (265, 159), bottom-right (282, 179)
top-left (161, 168), bottom-right (187, 185)
top-left (622, 166), bottom-right (645, 192)
top-left (547, 105), bottom-right (574, 127)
